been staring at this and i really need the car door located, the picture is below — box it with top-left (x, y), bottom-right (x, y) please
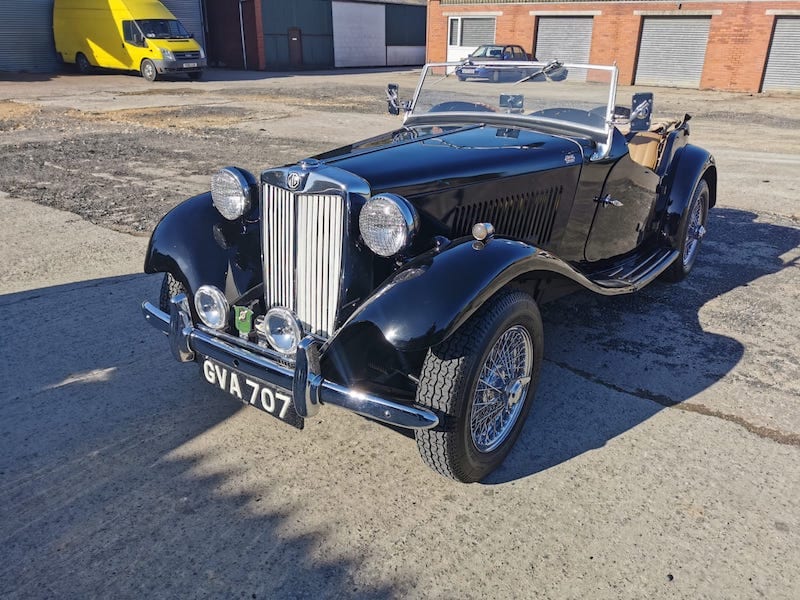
top-left (583, 154), bottom-right (660, 262)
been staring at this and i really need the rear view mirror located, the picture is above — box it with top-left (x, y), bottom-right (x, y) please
top-left (630, 93), bottom-right (653, 131)
top-left (387, 83), bottom-right (400, 115)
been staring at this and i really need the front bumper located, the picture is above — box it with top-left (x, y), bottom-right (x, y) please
top-left (141, 295), bottom-right (439, 430)
top-left (154, 58), bottom-right (206, 73)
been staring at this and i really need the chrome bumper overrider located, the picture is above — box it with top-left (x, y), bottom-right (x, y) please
top-left (141, 295), bottom-right (438, 430)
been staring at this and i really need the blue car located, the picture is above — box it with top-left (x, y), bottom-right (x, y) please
top-left (456, 44), bottom-right (532, 82)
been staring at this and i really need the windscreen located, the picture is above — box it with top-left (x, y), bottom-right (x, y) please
top-left (137, 19), bottom-right (191, 39)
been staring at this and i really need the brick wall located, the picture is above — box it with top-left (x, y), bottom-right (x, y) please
top-left (427, 1), bottom-right (800, 92)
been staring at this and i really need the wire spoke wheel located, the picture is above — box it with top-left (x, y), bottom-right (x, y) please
top-left (414, 290), bottom-right (543, 482)
top-left (470, 325), bottom-right (532, 453)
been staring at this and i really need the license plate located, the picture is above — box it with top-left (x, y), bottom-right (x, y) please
top-left (201, 358), bottom-right (304, 429)
top-left (461, 68), bottom-right (475, 74)
top-left (184, 62), bottom-right (198, 68)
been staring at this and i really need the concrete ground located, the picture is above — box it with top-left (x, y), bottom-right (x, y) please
top-left (0, 68), bottom-right (798, 599)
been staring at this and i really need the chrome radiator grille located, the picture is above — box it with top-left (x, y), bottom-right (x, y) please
top-left (262, 184), bottom-right (346, 338)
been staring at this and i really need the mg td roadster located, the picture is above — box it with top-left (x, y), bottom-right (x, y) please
top-left (142, 60), bottom-right (716, 482)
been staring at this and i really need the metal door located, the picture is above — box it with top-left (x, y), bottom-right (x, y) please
top-left (535, 17), bottom-right (593, 63)
top-left (762, 17), bottom-right (800, 92)
top-left (446, 16), bottom-right (495, 62)
top-left (0, 0), bottom-right (59, 73)
top-left (635, 17), bottom-right (710, 88)
top-left (289, 27), bottom-right (303, 67)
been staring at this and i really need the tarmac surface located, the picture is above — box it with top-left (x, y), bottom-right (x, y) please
top-left (0, 68), bottom-right (798, 599)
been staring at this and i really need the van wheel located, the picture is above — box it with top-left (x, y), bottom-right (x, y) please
top-left (141, 59), bottom-right (158, 82)
top-left (76, 53), bottom-right (92, 74)
top-left (187, 71), bottom-right (202, 81)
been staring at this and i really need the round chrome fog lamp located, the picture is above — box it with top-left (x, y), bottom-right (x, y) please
top-left (194, 285), bottom-right (229, 330)
top-left (263, 307), bottom-right (302, 355)
top-left (359, 193), bottom-right (419, 257)
top-left (211, 167), bottom-right (253, 220)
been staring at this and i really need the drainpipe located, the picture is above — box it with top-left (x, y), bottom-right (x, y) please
top-left (239, 0), bottom-right (248, 70)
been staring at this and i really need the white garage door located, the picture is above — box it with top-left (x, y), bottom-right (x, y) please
top-left (762, 17), bottom-right (800, 92)
top-left (636, 17), bottom-right (710, 88)
top-left (535, 17), bottom-right (594, 64)
top-left (333, 1), bottom-right (386, 67)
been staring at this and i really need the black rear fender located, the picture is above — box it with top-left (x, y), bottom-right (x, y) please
top-left (662, 145), bottom-right (716, 247)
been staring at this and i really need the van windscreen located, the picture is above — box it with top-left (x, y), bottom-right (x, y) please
top-left (137, 19), bottom-right (191, 39)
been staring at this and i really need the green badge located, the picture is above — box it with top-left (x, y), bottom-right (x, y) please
top-left (234, 306), bottom-right (254, 338)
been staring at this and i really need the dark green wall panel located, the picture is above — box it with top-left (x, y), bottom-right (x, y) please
top-left (385, 4), bottom-right (426, 47)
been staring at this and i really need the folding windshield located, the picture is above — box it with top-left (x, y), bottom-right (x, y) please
top-left (407, 62), bottom-right (618, 156)
top-left (137, 19), bottom-right (191, 39)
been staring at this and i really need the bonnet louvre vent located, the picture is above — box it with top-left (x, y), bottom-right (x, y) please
top-left (450, 186), bottom-right (563, 245)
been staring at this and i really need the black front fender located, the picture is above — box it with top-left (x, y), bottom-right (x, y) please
top-left (334, 237), bottom-right (600, 353)
top-left (144, 192), bottom-right (262, 307)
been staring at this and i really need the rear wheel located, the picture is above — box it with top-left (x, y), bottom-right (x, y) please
top-left (662, 179), bottom-right (709, 282)
top-left (140, 59), bottom-right (158, 82)
top-left (188, 71), bottom-right (202, 81)
top-left (414, 290), bottom-right (543, 482)
top-left (75, 53), bottom-right (92, 74)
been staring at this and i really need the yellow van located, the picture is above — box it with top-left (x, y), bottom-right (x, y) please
top-left (53, 0), bottom-right (206, 81)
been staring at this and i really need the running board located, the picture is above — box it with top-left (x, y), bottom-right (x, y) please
top-left (583, 248), bottom-right (679, 294)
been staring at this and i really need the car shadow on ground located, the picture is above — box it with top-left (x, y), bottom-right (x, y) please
top-left (0, 274), bottom-right (399, 598)
top-left (486, 207), bottom-right (800, 484)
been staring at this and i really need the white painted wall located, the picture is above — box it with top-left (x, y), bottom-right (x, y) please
top-left (332, 1), bottom-right (386, 68)
top-left (387, 46), bottom-right (425, 66)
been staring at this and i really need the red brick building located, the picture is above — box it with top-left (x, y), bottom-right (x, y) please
top-left (426, 0), bottom-right (800, 92)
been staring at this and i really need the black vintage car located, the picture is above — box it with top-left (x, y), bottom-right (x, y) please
top-left (142, 61), bottom-right (716, 482)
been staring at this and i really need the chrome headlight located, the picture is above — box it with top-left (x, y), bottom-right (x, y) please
top-left (159, 47), bottom-right (175, 61)
top-left (211, 167), bottom-right (253, 220)
top-left (359, 193), bottom-right (419, 257)
top-left (194, 285), bottom-right (229, 330)
top-left (261, 307), bottom-right (302, 355)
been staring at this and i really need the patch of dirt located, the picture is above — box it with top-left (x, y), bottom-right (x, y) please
top-left (72, 104), bottom-right (256, 130)
top-left (0, 102), bottom-right (41, 131)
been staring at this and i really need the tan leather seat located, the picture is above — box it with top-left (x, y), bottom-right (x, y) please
top-left (628, 131), bottom-right (662, 170)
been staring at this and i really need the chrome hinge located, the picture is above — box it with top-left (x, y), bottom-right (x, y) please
top-left (594, 194), bottom-right (623, 207)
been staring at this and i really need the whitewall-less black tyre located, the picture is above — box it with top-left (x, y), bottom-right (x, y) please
top-left (414, 290), bottom-right (543, 482)
top-left (662, 179), bottom-right (710, 282)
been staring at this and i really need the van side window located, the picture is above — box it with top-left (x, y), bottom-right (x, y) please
top-left (123, 21), bottom-right (142, 46)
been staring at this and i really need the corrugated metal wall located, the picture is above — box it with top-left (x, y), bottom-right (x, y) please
top-left (635, 17), bottom-right (710, 88)
top-left (262, 0), bottom-right (334, 67)
top-left (162, 0), bottom-right (205, 50)
top-left (0, 0), bottom-right (59, 73)
top-left (762, 17), bottom-right (800, 92)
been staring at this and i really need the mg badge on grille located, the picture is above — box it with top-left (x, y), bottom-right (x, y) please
top-left (287, 172), bottom-right (302, 190)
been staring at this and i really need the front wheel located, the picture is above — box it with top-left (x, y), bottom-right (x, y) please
top-left (414, 290), bottom-right (543, 482)
top-left (187, 71), bottom-right (203, 81)
top-left (76, 53), bottom-right (92, 74)
top-left (662, 179), bottom-right (709, 282)
top-left (159, 273), bottom-right (186, 312)
top-left (140, 59), bottom-right (158, 82)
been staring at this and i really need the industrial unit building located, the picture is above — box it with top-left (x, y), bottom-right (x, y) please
top-left (0, 0), bottom-right (426, 74)
top-left (426, 0), bottom-right (800, 93)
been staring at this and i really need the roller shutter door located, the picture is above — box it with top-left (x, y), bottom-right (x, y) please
top-left (535, 17), bottom-right (593, 63)
top-left (162, 0), bottom-right (206, 50)
top-left (0, 0), bottom-right (59, 73)
top-left (762, 17), bottom-right (800, 92)
top-left (446, 16), bottom-right (495, 62)
top-left (635, 17), bottom-right (710, 88)
top-left (333, 1), bottom-right (386, 67)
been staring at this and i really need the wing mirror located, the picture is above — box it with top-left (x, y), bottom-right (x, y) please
top-left (386, 83), bottom-right (410, 116)
top-left (630, 92), bottom-right (653, 131)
